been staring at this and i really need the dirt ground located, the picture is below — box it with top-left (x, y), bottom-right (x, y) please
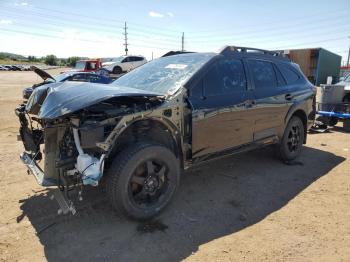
top-left (0, 70), bottom-right (349, 262)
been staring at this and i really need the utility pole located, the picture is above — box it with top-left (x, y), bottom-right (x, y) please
top-left (347, 36), bottom-right (350, 67)
top-left (123, 22), bottom-right (128, 56)
top-left (181, 32), bottom-right (184, 52)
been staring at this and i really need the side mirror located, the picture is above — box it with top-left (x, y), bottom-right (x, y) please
top-left (339, 77), bottom-right (345, 81)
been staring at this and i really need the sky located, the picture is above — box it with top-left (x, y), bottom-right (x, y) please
top-left (0, 0), bottom-right (349, 62)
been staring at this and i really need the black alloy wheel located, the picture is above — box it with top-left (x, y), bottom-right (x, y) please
top-left (106, 142), bottom-right (180, 220)
top-left (129, 159), bottom-right (169, 208)
top-left (279, 116), bottom-right (305, 162)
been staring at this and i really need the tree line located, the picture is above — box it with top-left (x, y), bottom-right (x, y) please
top-left (40, 55), bottom-right (86, 67)
top-left (0, 52), bottom-right (86, 67)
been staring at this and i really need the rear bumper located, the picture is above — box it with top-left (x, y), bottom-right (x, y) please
top-left (20, 151), bottom-right (56, 187)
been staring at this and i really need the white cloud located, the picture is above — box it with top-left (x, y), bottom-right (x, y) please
top-left (167, 12), bottom-right (174, 17)
top-left (0, 19), bottom-right (13, 25)
top-left (15, 2), bottom-right (28, 6)
top-left (149, 11), bottom-right (164, 18)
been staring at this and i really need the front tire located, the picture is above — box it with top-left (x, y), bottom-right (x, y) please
top-left (279, 116), bottom-right (305, 162)
top-left (112, 66), bottom-right (122, 74)
top-left (106, 142), bottom-right (180, 220)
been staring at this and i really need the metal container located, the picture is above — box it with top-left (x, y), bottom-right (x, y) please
top-left (285, 48), bottom-right (341, 85)
top-left (317, 84), bottom-right (345, 104)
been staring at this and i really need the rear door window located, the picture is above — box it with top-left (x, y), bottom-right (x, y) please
top-left (70, 74), bottom-right (87, 82)
top-left (278, 64), bottom-right (300, 84)
top-left (204, 58), bottom-right (247, 96)
top-left (86, 74), bottom-right (102, 83)
top-left (247, 59), bottom-right (277, 89)
top-left (122, 57), bottom-right (130, 63)
top-left (134, 56), bottom-right (143, 62)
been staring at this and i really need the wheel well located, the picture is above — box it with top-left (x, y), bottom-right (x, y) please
top-left (290, 109), bottom-right (307, 143)
top-left (343, 93), bottom-right (350, 102)
top-left (108, 119), bottom-right (181, 163)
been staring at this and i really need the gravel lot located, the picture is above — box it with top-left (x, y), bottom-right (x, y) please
top-left (0, 70), bottom-right (349, 262)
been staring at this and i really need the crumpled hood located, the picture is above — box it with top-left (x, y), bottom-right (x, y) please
top-left (30, 66), bottom-right (55, 82)
top-left (26, 81), bottom-right (163, 120)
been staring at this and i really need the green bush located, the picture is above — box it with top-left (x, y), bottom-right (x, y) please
top-left (44, 54), bottom-right (58, 66)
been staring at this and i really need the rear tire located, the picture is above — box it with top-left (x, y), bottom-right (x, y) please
top-left (106, 142), bottom-right (180, 220)
top-left (343, 95), bottom-right (350, 103)
top-left (279, 116), bottom-right (305, 162)
top-left (112, 66), bottom-right (122, 74)
top-left (328, 117), bottom-right (338, 127)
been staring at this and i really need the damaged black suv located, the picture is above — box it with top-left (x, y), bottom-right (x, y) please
top-left (16, 46), bottom-right (316, 220)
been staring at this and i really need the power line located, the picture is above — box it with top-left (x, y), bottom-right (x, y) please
top-left (2, 4), bottom-right (349, 40)
top-left (0, 11), bottom-right (184, 46)
top-left (1, 26), bottom-right (346, 54)
top-left (0, 27), bottom-right (178, 51)
top-left (0, 5), bottom-right (348, 58)
top-left (3, 9), bottom-right (349, 49)
top-left (273, 37), bottom-right (347, 50)
top-left (0, 6), bottom-right (182, 37)
top-left (29, 5), bottom-right (183, 33)
top-left (0, 19), bottom-right (180, 49)
top-left (187, 26), bottom-right (350, 48)
top-left (0, 27), bottom-right (104, 43)
top-left (4, 18), bottom-right (343, 53)
top-left (2, 3), bottom-right (349, 44)
top-left (187, 7), bottom-right (350, 35)
top-left (188, 14), bottom-right (350, 41)
top-left (11, 3), bottom-right (350, 38)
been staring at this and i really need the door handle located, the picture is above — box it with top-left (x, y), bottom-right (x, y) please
top-left (285, 94), bottom-right (293, 101)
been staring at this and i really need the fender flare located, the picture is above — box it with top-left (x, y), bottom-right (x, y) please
top-left (284, 101), bottom-right (308, 143)
top-left (108, 116), bottom-right (184, 164)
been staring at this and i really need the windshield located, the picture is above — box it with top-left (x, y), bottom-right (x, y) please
top-left (53, 73), bottom-right (70, 82)
top-left (111, 53), bottom-right (215, 95)
top-left (111, 56), bottom-right (125, 63)
top-left (75, 61), bottom-right (86, 70)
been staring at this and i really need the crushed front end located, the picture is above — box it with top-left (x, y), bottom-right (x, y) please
top-left (15, 82), bottom-right (168, 215)
top-left (16, 103), bottom-right (109, 214)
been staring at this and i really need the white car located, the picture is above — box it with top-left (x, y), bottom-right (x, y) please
top-left (337, 73), bottom-right (350, 102)
top-left (102, 55), bottom-right (147, 74)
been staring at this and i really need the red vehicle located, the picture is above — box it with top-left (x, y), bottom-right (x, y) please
top-left (67, 59), bottom-right (103, 73)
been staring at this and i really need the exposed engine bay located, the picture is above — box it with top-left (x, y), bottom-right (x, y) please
top-left (15, 91), bottom-right (185, 214)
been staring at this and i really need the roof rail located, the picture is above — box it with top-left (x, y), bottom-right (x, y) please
top-left (220, 46), bottom-right (288, 59)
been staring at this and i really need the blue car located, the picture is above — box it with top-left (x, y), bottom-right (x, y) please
top-left (23, 66), bottom-right (113, 99)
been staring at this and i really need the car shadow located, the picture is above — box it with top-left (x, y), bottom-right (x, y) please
top-left (18, 146), bottom-right (345, 262)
